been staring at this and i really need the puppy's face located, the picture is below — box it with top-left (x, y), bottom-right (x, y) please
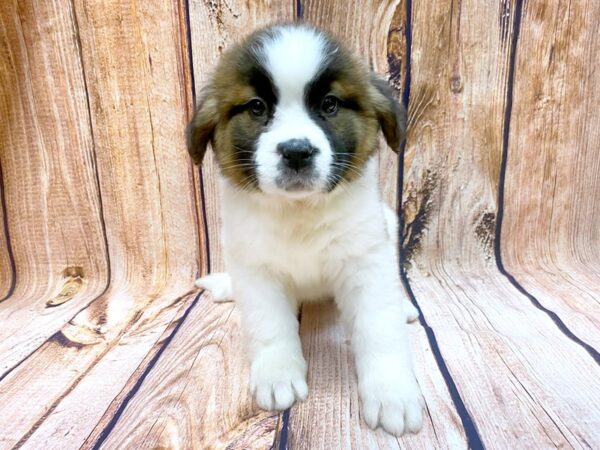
top-left (187, 24), bottom-right (406, 199)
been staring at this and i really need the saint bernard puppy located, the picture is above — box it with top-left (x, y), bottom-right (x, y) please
top-left (188, 23), bottom-right (424, 435)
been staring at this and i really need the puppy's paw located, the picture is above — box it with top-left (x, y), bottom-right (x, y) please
top-left (359, 372), bottom-right (424, 435)
top-left (404, 301), bottom-right (419, 323)
top-left (250, 349), bottom-right (308, 411)
top-left (195, 272), bottom-right (233, 302)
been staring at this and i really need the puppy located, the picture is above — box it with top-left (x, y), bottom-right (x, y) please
top-left (188, 23), bottom-right (424, 436)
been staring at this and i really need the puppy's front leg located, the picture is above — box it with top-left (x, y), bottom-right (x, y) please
top-left (335, 248), bottom-right (424, 435)
top-left (234, 269), bottom-right (308, 411)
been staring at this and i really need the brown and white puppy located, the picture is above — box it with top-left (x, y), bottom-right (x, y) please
top-left (189, 23), bottom-right (423, 436)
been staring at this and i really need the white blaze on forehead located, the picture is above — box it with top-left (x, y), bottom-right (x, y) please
top-left (253, 25), bottom-right (334, 197)
top-left (260, 26), bottom-right (328, 101)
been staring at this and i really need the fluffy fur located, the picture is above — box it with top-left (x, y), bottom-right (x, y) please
top-left (188, 23), bottom-right (423, 436)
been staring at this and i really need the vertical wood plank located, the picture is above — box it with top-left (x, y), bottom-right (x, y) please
top-left (504, 0), bottom-right (600, 268)
top-left (402, 0), bottom-right (509, 270)
top-left (0, 0), bottom-right (109, 374)
top-left (188, 0), bottom-right (299, 272)
top-left (73, 0), bottom-right (200, 292)
top-left (501, 0), bottom-right (600, 342)
top-left (0, 0), bottom-right (205, 448)
top-left (83, 2), bottom-right (301, 447)
top-left (301, 0), bottom-right (404, 208)
top-left (402, 0), bottom-right (600, 447)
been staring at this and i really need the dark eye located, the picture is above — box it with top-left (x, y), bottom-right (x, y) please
top-left (321, 95), bottom-right (339, 116)
top-left (248, 98), bottom-right (266, 117)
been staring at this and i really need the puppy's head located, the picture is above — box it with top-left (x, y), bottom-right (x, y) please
top-left (187, 24), bottom-right (406, 199)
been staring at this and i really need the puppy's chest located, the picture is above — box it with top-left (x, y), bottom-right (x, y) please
top-left (242, 217), bottom-right (338, 264)
top-left (224, 208), bottom-right (352, 287)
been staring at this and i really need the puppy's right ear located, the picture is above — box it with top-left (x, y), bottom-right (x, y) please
top-left (186, 88), bottom-right (218, 165)
top-left (369, 75), bottom-right (407, 153)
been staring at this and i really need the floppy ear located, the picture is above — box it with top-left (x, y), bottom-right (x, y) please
top-left (370, 76), bottom-right (407, 153)
top-left (186, 88), bottom-right (219, 164)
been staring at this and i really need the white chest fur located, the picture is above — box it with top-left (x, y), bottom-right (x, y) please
top-left (219, 159), bottom-right (393, 302)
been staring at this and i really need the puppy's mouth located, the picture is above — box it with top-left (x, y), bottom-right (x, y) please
top-left (275, 167), bottom-right (321, 193)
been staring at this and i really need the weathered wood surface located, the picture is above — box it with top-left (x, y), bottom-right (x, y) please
top-left (176, 1), bottom-right (295, 448)
top-left (401, 0), bottom-right (600, 448)
top-left (503, 0), bottom-right (600, 269)
top-left (0, 0), bottom-right (109, 376)
top-left (289, 2), bottom-right (466, 448)
top-left (501, 0), bottom-right (600, 346)
top-left (0, 0), bottom-right (599, 449)
top-left (1, 0), bottom-right (204, 449)
top-left (408, 270), bottom-right (600, 448)
top-left (0, 165), bottom-right (14, 301)
top-left (95, 292), bottom-right (281, 450)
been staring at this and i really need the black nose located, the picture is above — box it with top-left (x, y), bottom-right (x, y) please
top-left (277, 139), bottom-right (318, 171)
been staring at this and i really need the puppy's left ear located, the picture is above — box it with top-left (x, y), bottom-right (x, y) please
top-left (186, 87), bottom-right (219, 165)
top-left (370, 76), bottom-right (407, 153)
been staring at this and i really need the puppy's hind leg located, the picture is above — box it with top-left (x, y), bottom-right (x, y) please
top-left (195, 272), bottom-right (234, 303)
top-left (384, 205), bottom-right (420, 324)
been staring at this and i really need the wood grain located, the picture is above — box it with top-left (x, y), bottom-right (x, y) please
top-left (301, 0), bottom-right (405, 208)
top-left (292, 302), bottom-right (467, 449)
top-left (289, 2), bottom-right (468, 447)
top-left (0, 0), bottom-right (204, 447)
top-left (93, 292), bottom-right (280, 450)
top-left (402, 0), bottom-right (600, 447)
top-left (188, 0), bottom-right (295, 272)
top-left (99, 3), bottom-right (304, 448)
top-left (504, 0), bottom-right (600, 268)
top-left (501, 0), bottom-right (600, 342)
top-left (73, 0), bottom-right (200, 290)
top-left (0, 0), bottom-right (110, 376)
top-left (1, 289), bottom-right (197, 450)
top-left (401, 0), bottom-right (510, 270)
top-left (408, 270), bottom-right (600, 448)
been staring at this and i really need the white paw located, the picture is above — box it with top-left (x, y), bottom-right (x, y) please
top-left (359, 372), bottom-right (424, 435)
top-left (404, 301), bottom-right (419, 323)
top-left (250, 348), bottom-right (308, 411)
top-left (195, 272), bottom-right (233, 303)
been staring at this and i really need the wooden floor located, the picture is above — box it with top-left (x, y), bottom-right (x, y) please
top-left (1, 0), bottom-right (600, 449)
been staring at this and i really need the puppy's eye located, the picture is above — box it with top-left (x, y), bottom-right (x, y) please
top-left (321, 95), bottom-right (339, 116)
top-left (248, 98), bottom-right (267, 117)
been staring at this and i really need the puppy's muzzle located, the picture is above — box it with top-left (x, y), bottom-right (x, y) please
top-left (277, 138), bottom-right (319, 172)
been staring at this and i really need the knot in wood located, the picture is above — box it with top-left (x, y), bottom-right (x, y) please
top-left (450, 75), bottom-right (463, 93)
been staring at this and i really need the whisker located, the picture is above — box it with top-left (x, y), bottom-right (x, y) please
top-left (331, 162), bottom-right (364, 178)
top-left (218, 164), bottom-right (256, 171)
top-left (328, 175), bottom-right (351, 196)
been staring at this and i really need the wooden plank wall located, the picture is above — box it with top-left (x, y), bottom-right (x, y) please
top-left (501, 0), bottom-right (600, 346)
top-left (0, 0), bottom-right (110, 375)
top-left (0, 0), bottom-right (205, 448)
top-left (400, 2), bottom-right (600, 449)
top-left (0, 0), bottom-right (599, 449)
